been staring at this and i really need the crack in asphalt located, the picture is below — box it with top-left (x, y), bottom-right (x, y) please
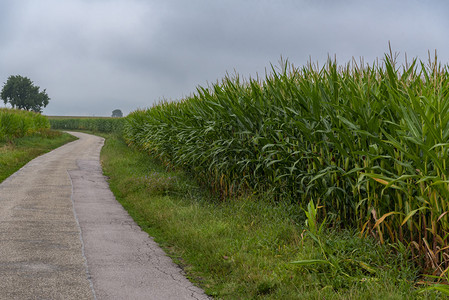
top-left (140, 237), bottom-right (211, 299)
top-left (68, 169), bottom-right (97, 300)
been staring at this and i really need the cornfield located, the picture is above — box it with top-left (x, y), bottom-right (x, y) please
top-left (0, 108), bottom-right (50, 141)
top-left (124, 53), bottom-right (449, 275)
top-left (49, 117), bottom-right (124, 134)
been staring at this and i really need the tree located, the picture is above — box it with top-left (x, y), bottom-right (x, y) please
top-left (1, 75), bottom-right (50, 113)
top-left (112, 109), bottom-right (123, 117)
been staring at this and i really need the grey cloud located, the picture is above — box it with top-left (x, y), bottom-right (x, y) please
top-left (0, 0), bottom-right (448, 116)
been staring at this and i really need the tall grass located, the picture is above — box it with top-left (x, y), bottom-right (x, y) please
top-left (0, 108), bottom-right (50, 141)
top-left (124, 53), bottom-right (449, 276)
top-left (49, 117), bottom-right (124, 134)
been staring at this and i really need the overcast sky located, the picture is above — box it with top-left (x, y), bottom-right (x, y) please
top-left (0, 0), bottom-right (448, 116)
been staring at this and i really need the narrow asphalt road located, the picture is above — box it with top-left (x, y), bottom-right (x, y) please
top-left (0, 132), bottom-right (209, 300)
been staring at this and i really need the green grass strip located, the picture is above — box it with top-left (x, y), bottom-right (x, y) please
top-left (0, 130), bottom-right (77, 183)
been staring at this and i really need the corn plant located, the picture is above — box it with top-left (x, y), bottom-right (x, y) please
top-left (124, 52), bottom-right (449, 276)
top-left (49, 117), bottom-right (124, 134)
top-left (0, 108), bottom-right (50, 141)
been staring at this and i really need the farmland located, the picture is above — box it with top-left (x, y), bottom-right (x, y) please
top-left (100, 134), bottom-right (424, 298)
top-left (49, 116), bottom-right (124, 133)
top-left (46, 53), bottom-right (449, 297)
top-left (0, 109), bottom-right (76, 182)
top-left (0, 108), bottom-right (50, 141)
top-left (124, 54), bottom-right (449, 277)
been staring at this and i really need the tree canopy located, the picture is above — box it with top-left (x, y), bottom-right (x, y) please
top-left (112, 109), bottom-right (123, 117)
top-left (1, 75), bottom-right (50, 113)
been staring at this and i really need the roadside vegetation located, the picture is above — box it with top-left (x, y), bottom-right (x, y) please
top-left (0, 108), bottom-right (50, 141)
top-left (123, 53), bottom-right (449, 282)
top-left (0, 109), bottom-right (76, 183)
top-left (50, 51), bottom-right (449, 298)
top-left (100, 134), bottom-right (435, 299)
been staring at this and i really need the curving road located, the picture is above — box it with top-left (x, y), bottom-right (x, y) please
top-left (0, 132), bottom-right (209, 300)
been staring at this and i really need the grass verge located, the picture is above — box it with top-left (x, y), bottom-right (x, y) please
top-left (100, 135), bottom-right (441, 299)
top-left (0, 130), bottom-right (77, 183)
